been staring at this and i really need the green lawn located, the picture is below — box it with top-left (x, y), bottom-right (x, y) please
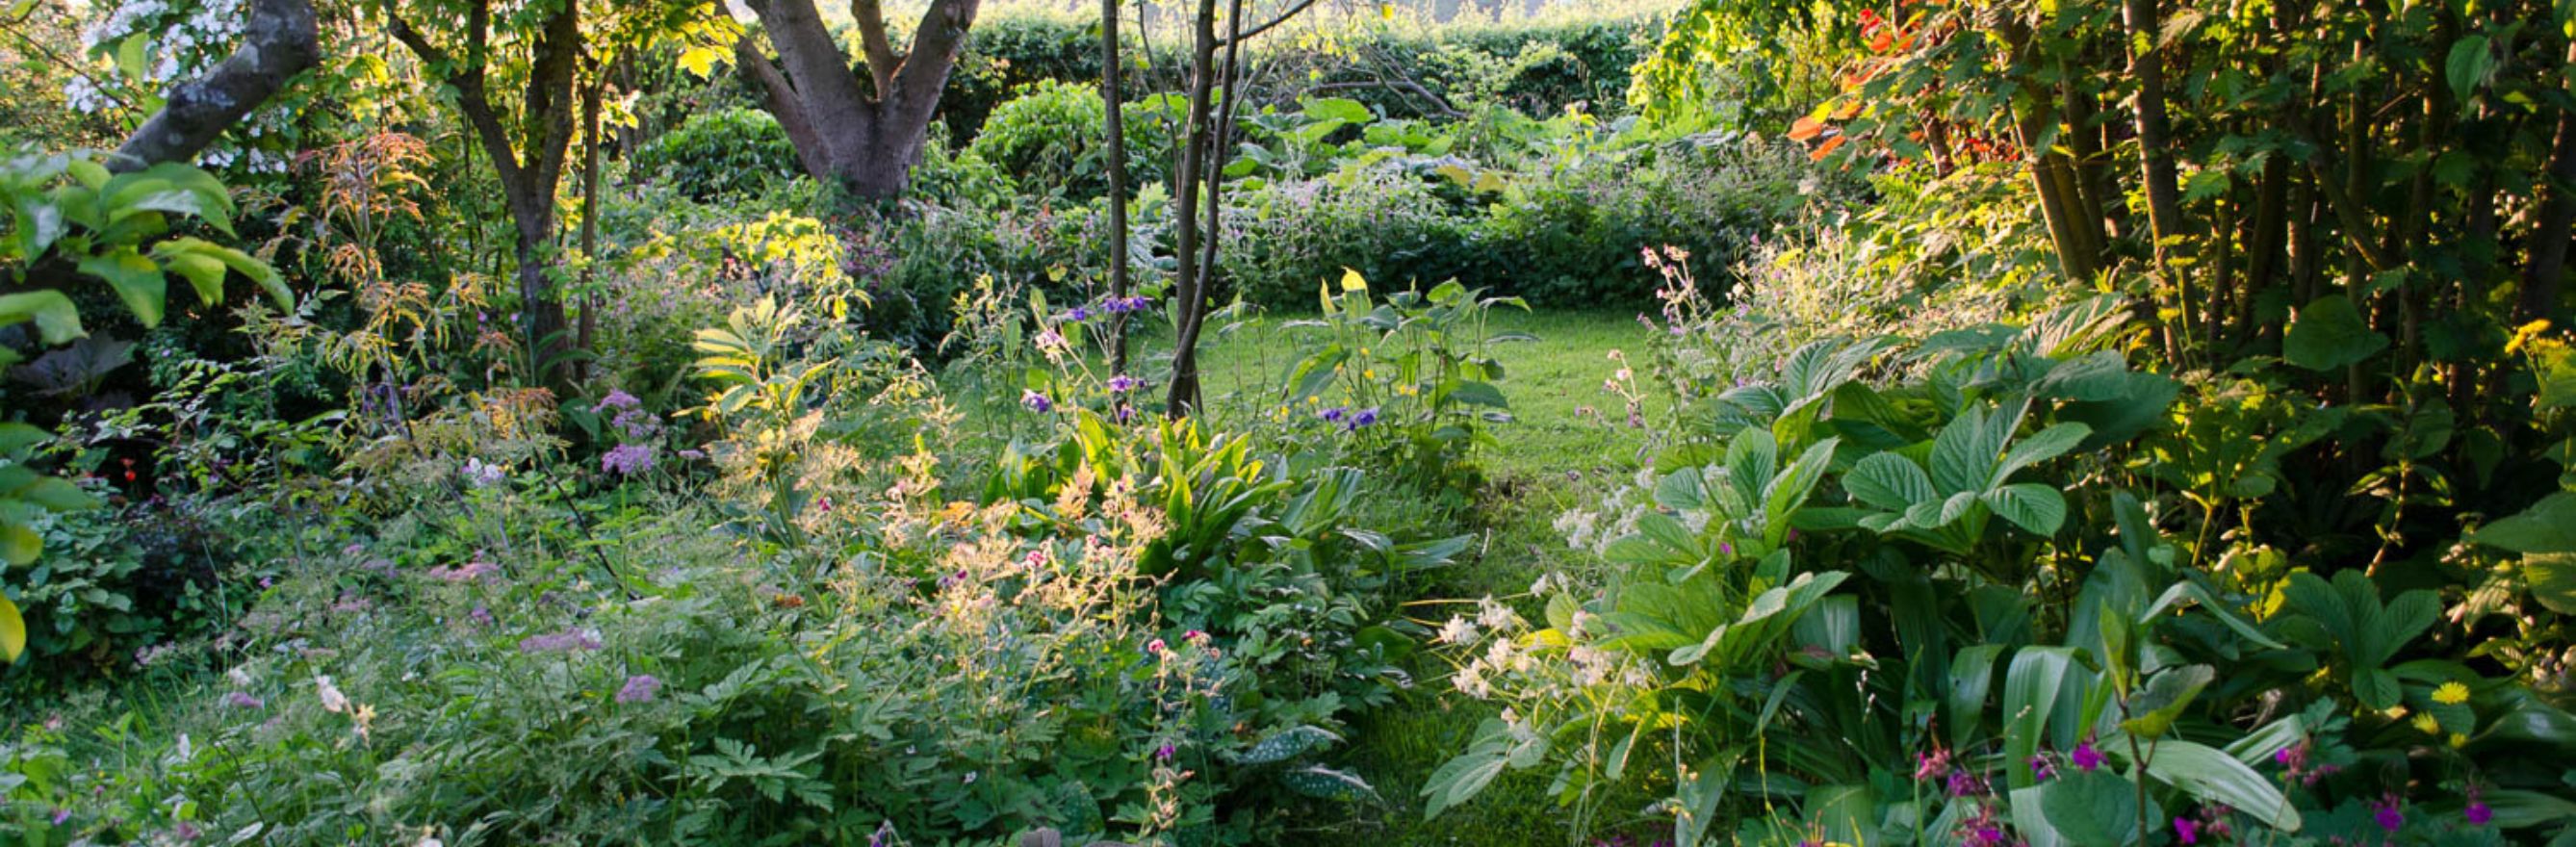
top-left (944, 309), bottom-right (1672, 844)
top-left (1197, 310), bottom-right (1674, 845)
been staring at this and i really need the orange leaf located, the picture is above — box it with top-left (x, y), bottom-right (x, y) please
top-left (1870, 30), bottom-right (1893, 52)
top-left (1789, 116), bottom-right (1828, 141)
top-left (1811, 135), bottom-right (1848, 161)
top-left (1832, 99), bottom-right (1866, 120)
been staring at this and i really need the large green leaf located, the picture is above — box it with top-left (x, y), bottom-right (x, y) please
top-left (1983, 483), bottom-right (2068, 536)
top-left (2003, 647), bottom-right (2074, 788)
top-left (2470, 493), bottom-right (2576, 553)
top-left (2139, 739), bottom-right (2301, 832)
top-left (0, 593), bottom-right (22, 662)
top-left (1844, 452), bottom-right (1935, 512)
top-left (2282, 295), bottom-right (2387, 372)
top-left (79, 246), bottom-right (167, 327)
top-left (2040, 769), bottom-right (2148, 846)
top-left (0, 291), bottom-right (84, 345)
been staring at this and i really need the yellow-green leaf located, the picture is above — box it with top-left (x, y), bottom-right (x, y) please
top-left (79, 247), bottom-right (167, 326)
top-left (0, 593), bottom-right (23, 662)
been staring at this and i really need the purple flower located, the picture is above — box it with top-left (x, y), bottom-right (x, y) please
top-left (223, 691), bottom-right (263, 709)
top-left (1321, 406), bottom-right (1347, 423)
top-left (2071, 739), bottom-right (2104, 772)
top-left (1069, 306), bottom-right (1093, 321)
top-left (2029, 754), bottom-right (2054, 782)
top-left (2173, 817), bottom-right (2199, 845)
top-left (172, 821), bottom-right (201, 841)
top-left (2467, 801), bottom-right (2492, 826)
top-left (1352, 408), bottom-right (1379, 427)
top-left (616, 674), bottom-right (661, 704)
top-left (1114, 403), bottom-right (1137, 424)
top-left (53, 808), bottom-right (71, 826)
top-left (1155, 743), bottom-right (1175, 760)
top-left (469, 604), bottom-right (494, 626)
top-left (1945, 770), bottom-right (1984, 798)
top-left (1107, 374), bottom-right (1143, 394)
top-left (1022, 390), bottom-right (1053, 414)
top-left (602, 444), bottom-right (656, 475)
top-left (2373, 796), bottom-right (2405, 832)
top-left (462, 458), bottom-right (507, 488)
top-left (518, 629), bottom-right (603, 654)
top-left (595, 389), bottom-right (641, 413)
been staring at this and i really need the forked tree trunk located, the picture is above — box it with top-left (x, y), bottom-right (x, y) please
top-left (388, 0), bottom-right (584, 392)
top-left (734, 0), bottom-right (983, 202)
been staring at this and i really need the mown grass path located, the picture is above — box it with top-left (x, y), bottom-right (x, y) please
top-left (1198, 311), bottom-right (1671, 845)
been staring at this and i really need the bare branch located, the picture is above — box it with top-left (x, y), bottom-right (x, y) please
top-left (1219, 0), bottom-right (1322, 47)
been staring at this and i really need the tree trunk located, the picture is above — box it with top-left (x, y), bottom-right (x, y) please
top-left (2521, 41), bottom-right (2576, 322)
top-left (1102, 0), bottom-right (1133, 374)
top-left (388, 0), bottom-right (584, 392)
top-left (112, 0), bottom-right (319, 170)
top-left (1164, 0), bottom-right (1220, 417)
top-left (737, 0), bottom-right (983, 203)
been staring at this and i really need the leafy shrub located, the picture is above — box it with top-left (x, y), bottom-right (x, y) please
top-left (631, 107), bottom-right (802, 202)
top-left (964, 81), bottom-right (1178, 202)
top-left (1221, 138), bottom-right (1830, 309)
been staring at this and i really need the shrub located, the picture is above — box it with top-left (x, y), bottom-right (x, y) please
top-left (964, 81), bottom-right (1178, 203)
top-left (631, 107), bottom-right (802, 202)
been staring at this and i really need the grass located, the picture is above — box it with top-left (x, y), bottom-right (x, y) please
top-left (1195, 309), bottom-right (1675, 846)
top-left (938, 308), bottom-right (1674, 844)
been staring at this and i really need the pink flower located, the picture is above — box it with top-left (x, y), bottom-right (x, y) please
top-left (223, 691), bottom-right (263, 709)
top-left (1146, 638), bottom-right (1167, 654)
top-left (518, 629), bottom-right (602, 654)
top-left (2173, 817), bottom-right (2199, 844)
top-left (615, 674), bottom-right (661, 704)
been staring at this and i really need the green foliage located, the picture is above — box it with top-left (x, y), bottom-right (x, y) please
top-left (963, 81), bottom-right (1175, 203)
top-left (631, 107), bottom-right (802, 202)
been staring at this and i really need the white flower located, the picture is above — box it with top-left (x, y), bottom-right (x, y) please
top-left (1529, 573), bottom-right (1553, 596)
top-left (315, 675), bottom-right (348, 713)
top-left (1453, 664), bottom-right (1491, 699)
top-left (1437, 617), bottom-right (1481, 645)
top-left (226, 666), bottom-right (254, 688)
top-left (1476, 597), bottom-right (1518, 633)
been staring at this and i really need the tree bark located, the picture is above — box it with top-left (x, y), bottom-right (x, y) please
top-left (112, 0), bottom-right (320, 170)
top-left (2521, 41), bottom-right (2576, 323)
top-left (388, 0), bottom-right (584, 392)
top-left (738, 0), bottom-right (983, 202)
top-left (1163, 0), bottom-right (1220, 417)
top-left (1101, 0), bottom-right (1133, 374)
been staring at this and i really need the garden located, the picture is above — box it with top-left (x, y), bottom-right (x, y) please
top-left (5, 0), bottom-right (2576, 844)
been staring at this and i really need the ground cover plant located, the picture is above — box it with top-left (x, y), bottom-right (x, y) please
top-left (5, 0), bottom-right (2576, 844)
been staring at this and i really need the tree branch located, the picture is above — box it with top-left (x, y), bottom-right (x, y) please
top-left (850, 0), bottom-right (899, 94)
top-left (1219, 0), bottom-right (1322, 47)
top-left (734, 35), bottom-right (835, 183)
top-left (112, 0), bottom-right (320, 169)
top-left (894, 0), bottom-right (981, 110)
top-left (386, 1), bottom-right (527, 191)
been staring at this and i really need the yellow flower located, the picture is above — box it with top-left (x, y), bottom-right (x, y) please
top-left (2412, 712), bottom-right (2441, 735)
top-left (1364, 370), bottom-right (1378, 380)
top-left (2434, 681), bottom-right (2470, 705)
top-left (2449, 732), bottom-right (2469, 748)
